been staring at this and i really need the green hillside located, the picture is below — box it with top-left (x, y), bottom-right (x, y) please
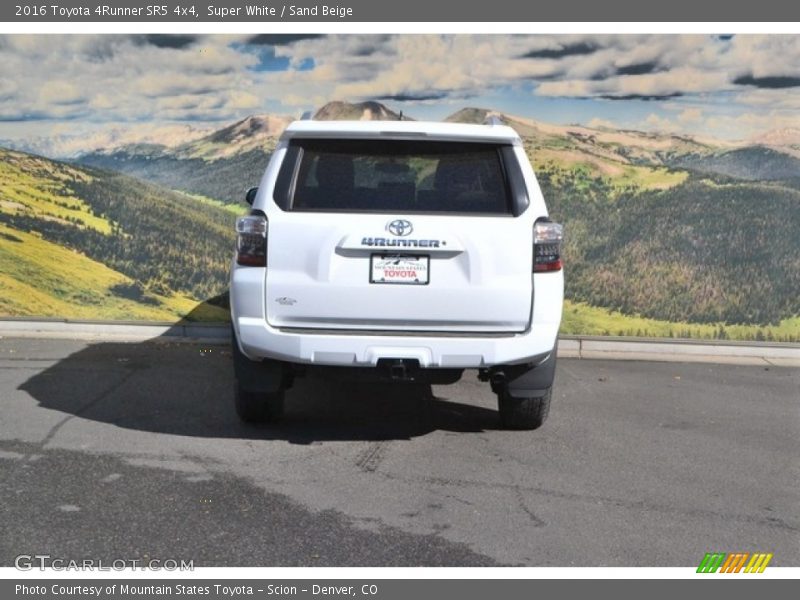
top-left (561, 300), bottom-right (800, 342)
top-left (544, 172), bottom-right (800, 329)
top-left (10, 106), bottom-right (800, 340)
top-left (448, 106), bottom-right (699, 194)
top-left (79, 146), bottom-right (273, 205)
top-left (529, 145), bottom-right (688, 198)
top-left (0, 148), bottom-right (235, 321)
top-left (0, 152), bottom-right (110, 232)
top-left (672, 146), bottom-right (800, 181)
top-left (0, 222), bottom-right (225, 321)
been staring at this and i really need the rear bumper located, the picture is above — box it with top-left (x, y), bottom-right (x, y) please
top-left (234, 316), bottom-right (559, 368)
top-left (231, 263), bottom-right (562, 369)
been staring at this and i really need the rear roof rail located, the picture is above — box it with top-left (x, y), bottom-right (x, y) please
top-left (484, 115), bottom-right (504, 126)
top-left (300, 110), bottom-right (313, 120)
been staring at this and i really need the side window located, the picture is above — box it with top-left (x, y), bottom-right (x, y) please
top-left (293, 152), bottom-right (355, 209)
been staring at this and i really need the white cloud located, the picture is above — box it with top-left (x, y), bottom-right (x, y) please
top-left (633, 107), bottom-right (799, 141)
top-left (641, 113), bottom-right (681, 133)
top-left (38, 81), bottom-right (86, 105)
top-left (536, 68), bottom-right (730, 98)
top-left (587, 117), bottom-right (617, 129)
top-left (0, 35), bottom-right (259, 124)
top-left (0, 33), bottom-right (799, 145)
top-left (703, 111), bottom-right (800, 140)
top-left (224, 90), bottom-right (261, 110)
top-left (677, 108), bottom-right (703, 123)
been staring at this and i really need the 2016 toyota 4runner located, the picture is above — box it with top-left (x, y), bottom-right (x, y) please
top-left (230, 118), bottom-right (564, 429)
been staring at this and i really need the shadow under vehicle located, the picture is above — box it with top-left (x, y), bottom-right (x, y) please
top-left (19, 299), bottom-right (505, 445)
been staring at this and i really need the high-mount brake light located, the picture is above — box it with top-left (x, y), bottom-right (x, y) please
top-left (533, 220), bottom-right (564, 272)
top-left (236, 215), bottom-right (268, 266)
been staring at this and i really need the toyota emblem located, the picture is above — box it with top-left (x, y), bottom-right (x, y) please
top-left (386, 219), bottom-right (413, 237)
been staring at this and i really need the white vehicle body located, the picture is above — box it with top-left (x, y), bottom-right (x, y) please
top-left (231, 120), bottom-right (562, 368)
top-left (229, 119), bottom-right (564, 429)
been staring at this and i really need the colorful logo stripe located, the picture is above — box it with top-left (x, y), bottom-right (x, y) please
top-left (697, 552), bottom-right (773, 573)
top-left (744, 553), bottom-right (773, 573)
top-left (697, 553), bottom-right (726, 573)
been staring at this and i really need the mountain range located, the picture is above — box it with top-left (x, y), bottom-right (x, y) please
top-left (76, 101), bottom-right (800, 203)
top-left (0, 123), bottom-right (216, 161)
top-left (314, 100), bottom-right (408, 121)
top-left (2, 100), bottom-right (799, 337)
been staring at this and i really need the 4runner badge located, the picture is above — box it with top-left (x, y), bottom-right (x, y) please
top-left (386, 219), bottom-right (413, 236)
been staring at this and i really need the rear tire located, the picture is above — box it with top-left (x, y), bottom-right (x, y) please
top-left (234, 382), bottom-right (284, 424)
top-left (497, 386), bottom-right (552, 430)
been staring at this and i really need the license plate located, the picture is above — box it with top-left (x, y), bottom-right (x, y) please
top-left (370, 254), bottom-right (429, 285)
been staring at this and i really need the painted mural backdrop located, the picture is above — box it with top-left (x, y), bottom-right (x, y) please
top-left (1, 35), bottom-right (799, 340)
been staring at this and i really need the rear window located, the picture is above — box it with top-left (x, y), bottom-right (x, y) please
top-left (280, 139), bottom-right (513, 214)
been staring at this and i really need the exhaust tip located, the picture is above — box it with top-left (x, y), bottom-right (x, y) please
top-left (490, 371), bottom-right (506, 385)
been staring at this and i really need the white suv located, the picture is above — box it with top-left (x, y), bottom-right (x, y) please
top-left (230, 119), bottom-right (563, 429)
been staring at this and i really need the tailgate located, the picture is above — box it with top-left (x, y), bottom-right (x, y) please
top-left (265, 212), bottom-right (533, 333)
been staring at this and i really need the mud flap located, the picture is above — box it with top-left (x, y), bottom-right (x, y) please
top-left (232, 328), bottom-right (291, 394)
top-left (503, 345), bottom-right (557, 399)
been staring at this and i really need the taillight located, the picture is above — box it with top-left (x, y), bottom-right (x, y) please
top-left (236, 215), bottom-right (267, 266)
top-left (533, 220), bottom-right (563, 272)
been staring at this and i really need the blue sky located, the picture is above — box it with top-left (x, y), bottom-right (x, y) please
top-left (0, 34), bottom-right (798, 152)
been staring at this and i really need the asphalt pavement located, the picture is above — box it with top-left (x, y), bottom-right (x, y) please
top-left (0, 337), bottom-right (797, 567)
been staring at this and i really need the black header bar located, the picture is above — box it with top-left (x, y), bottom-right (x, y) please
top-left (3, 0), bottom-right (800, 23)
